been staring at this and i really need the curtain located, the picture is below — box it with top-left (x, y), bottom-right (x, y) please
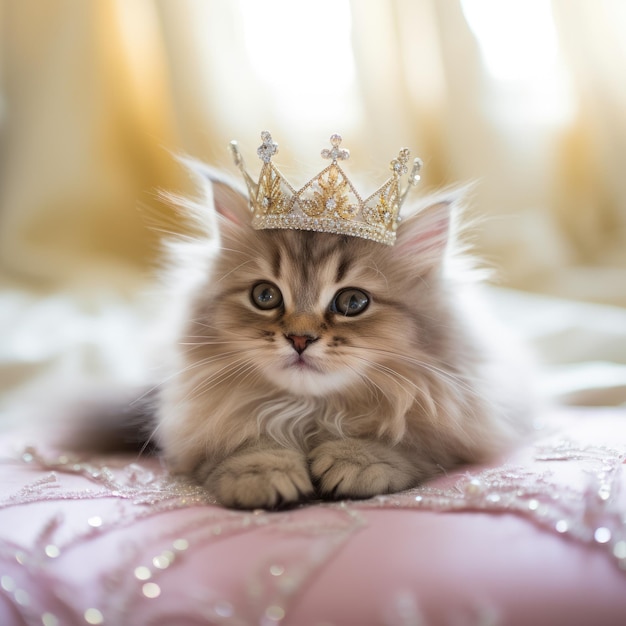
top-left (0, 0), bottom-right (625, 305)
top-left (0, 0), bottom-right (193, 292)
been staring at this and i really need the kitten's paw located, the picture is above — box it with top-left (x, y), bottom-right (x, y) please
top-left (207, 448), bottom-right (314, 510)
top-left (309, 438), bottom-right (415, 499)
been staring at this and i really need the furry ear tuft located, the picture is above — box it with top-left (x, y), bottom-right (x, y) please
top-left (394, 190), bottom-right (463, 266)
top-left (178, 156), bottom-right (251, 227)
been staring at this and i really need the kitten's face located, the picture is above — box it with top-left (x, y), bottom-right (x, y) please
top-left (181, 179), bottom-right (452, 401)
top-left (194, 227), bottom-right (431, 398)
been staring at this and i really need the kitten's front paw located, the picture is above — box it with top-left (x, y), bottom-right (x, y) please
top-left (309, 438), bottom-right (415, 499)
top-left (207, 448), bottom-right (314, 510)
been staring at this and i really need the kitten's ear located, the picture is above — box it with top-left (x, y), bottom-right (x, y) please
top-left (180, 157), bottom-right (252, 227)
top-left (394, 190), bottom-right (462, 267)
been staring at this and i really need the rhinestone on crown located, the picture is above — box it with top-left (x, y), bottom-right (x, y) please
top-left (229, 131), bottom-right (422, 246)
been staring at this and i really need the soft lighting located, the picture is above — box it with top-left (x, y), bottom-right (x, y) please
top-left (461, 0), bottom-right (559, 82)
top-left (238, 0), bottom-right (358, 128)
top-left (461, 0), bottom-right (572, 125)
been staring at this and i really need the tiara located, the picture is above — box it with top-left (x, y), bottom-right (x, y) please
top-left (229, 131), bottom-right (422, 245)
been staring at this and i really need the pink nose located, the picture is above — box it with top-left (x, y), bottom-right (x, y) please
top-left (285, 334), bottom-right (318, 355)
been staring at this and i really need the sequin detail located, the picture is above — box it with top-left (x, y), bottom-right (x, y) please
top-left (0, 428), bottom-right (625, 624)
top-left (230, 132), bottom-right (422, 245)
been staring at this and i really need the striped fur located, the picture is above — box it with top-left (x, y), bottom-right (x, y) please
top-left (155, 166), bottom-right (531, 509)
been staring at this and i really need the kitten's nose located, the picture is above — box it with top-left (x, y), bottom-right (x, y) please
top-left (285, 334), bottom-right (318, 355)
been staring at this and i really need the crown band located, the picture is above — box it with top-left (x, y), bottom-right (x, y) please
top-left (229, 131), bottom-right (422, 245)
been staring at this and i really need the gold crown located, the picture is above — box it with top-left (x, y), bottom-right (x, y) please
top-left (229, 131), bottom-right (422, 245)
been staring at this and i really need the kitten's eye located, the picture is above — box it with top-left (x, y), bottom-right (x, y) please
top-left (251, 282), bottom-right (283, 310)
top-left (331, 288), bottom-right (370, 317)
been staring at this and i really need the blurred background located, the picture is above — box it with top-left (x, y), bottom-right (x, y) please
top-left (1, 0), bottom-right (625, 422)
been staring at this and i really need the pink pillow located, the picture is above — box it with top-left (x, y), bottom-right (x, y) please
top-left (1, 407), bottom-right (625, 625)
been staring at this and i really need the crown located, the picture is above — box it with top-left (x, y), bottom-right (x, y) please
top-left (229, 131), bottom-right (422, 245)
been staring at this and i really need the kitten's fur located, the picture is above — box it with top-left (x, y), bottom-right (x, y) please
top-left (151, 164), bottom-right (529, 509)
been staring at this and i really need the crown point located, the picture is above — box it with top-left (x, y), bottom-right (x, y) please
top-left (232, 131), bottom-right (423, 246)
top-left (229, 140), bottom-right (243, 166)
top-left (408, 158), bottom-right (423, 185)
top-left (257, 131), bottom-right (278, 163)
top-left (322, 134), bottom-right (350, 161)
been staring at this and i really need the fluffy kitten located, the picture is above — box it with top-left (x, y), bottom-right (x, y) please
top-left (152, 164), bottom-right (529, 510)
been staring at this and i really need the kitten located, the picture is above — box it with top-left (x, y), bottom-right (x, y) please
top-left (152, 164), bottom-right (530, 510)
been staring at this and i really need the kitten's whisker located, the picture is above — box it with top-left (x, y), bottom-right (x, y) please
top-left (358, 346), bottom-right (479, 397)
top-left (183, 358), bottom-right (259, 402)
top-left (351, 356), bottom-right (436, 418)
top-left (175, 339), bottom-right (266, 358)
top-left (352, 357), bottom-right (421, 395)
top-left (150, 226), bottom-right (198, 240)
top-left (217, 260), bottom-right (252, 282)
top-left (364, 261), bottom-right (389, 290)
top-left (180, 331), bottom-right (271, 344)
top-left (230, 363), bottom-right (264, 393)
top-left (172, 350), bottom-right (248, 370)
top-left (183, 323), bottom-right (262, 344)
top-left (211, 242), bottom-right (263, 261)
top-left (178, 339), bottom-right (240, 346)
top-left (186, 320), bottom-right (242, 336)
top-left (345, 363), bottom-right (387, 400)
top-left (138, 422), bottom-right (162, 458)
top-left (160, 354), bottom-right (252, 405)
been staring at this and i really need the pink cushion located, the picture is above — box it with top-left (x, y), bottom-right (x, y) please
top-left (1, 407), bottom-right (625, 625)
